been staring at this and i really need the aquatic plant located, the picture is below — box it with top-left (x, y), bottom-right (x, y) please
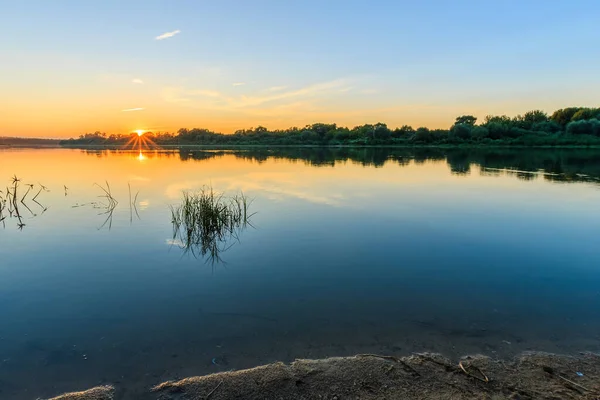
top-left (169, 186), bottom-right (254, 263)
top-left (0, 176), bottom-right (48, 229)
top-left (72, 181), bottom-right (119, 229)
top-left (128, 183), bottom-right (140, 224)
top-left (93, 181), bottom-right (118, 230)
top-left (70, 181), bottom-right (144, 230)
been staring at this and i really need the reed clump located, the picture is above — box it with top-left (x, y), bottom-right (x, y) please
top-left (170, 186), bottom-right (253, 263)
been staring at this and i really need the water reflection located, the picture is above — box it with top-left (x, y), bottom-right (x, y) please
top-left (1, 147), bottom-right (600, 400)
top-left (80, 147), bottom-right (600, 184)
top-left (0, 172), bottom-right (248, 263)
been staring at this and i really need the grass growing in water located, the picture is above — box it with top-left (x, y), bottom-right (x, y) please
top-left (170, 186), bottom-right (254, 264)
top-left (0, 176), bottom-right (48, 229)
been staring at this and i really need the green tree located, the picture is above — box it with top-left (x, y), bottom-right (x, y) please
top-left (531, 120), bottom-right (561, 134)
top-left (486, 122), bottom-right (512, 139)
top-left (392, 125), bottom-right (414, 139)
top-left (373, 123), bottom-right (391, 140)
top-left (449, 124), bottom-right (472, 140)
top-left (413, 127), bottom-right (433, 143)
top-left (566, 119), bottom-right (600, 136)
top-left (471, 126), bottom-right (489, 140)
top-left (483, 115), bottom-right (512, 125)
top-left (571, 108), bottom-right (600, 121)
top-left (516, 110), bottom-right (549, 129)
top-left (550, 107), bottom-right (583, 127)
top-left (455, 115), bottom-right (477, 126)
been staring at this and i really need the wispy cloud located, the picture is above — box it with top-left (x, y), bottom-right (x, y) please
top-left (190, 89), bottom-right (222, 98)
top-left (121, 107), bottom-right (145, 112)
top-left (267, 86), bottom-right (287, 92)
top-left (239, 79), bottom-right (348, 107)
top-left (162, 78), bottom-right (350, 114)
top-left (155, 30), bottom-right (181, 40)
top-left (162, 87), bottom-right (192, 103)
top-left (232, 82), bottom-right (246, 87)
top-left (132, 78), bottom-right (144, 84)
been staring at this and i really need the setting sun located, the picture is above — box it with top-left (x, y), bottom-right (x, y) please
top-left (136, 130), bottom-right (144, 136)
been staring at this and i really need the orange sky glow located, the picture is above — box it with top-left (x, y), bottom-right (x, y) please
top-left (2, 3), bottom-right (598, 139)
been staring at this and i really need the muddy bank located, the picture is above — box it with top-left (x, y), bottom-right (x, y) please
top-left (47, 385), bottom-right (114, 400)
top-left (49, 352), bottom-right (599, 400)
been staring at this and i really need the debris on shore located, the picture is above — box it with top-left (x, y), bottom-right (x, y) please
top-left (48, 352), bottom-right (600, 399)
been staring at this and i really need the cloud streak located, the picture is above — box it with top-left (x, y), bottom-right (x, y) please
top-left (267, 86), bottom-right (287, 92)
top-left (164, 79), bottom-right (348, 108)
top-left (190, 89), bottom-right (222, 98)
top-left (161, 78), bottom-right (353, 120)
top-left (155, 30), bottom-right (181, 40)
top-left (121, 107), bottom-right (145, 112)
top-left (238, 79), bottom-right (348, 107)
top-left (232, 82), bottom-right (246, 87)
top-left (132, 78), bottom-right (144, 84)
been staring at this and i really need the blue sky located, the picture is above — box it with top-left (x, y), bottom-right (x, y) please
top-left (1, 0), bottom-right (599, 137)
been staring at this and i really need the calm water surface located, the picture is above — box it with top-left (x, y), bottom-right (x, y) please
top-left (0, 147), bottom-right (599, 399)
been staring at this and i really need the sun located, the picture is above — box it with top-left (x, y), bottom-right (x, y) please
top-left (136, 130), bottom-right (145, 137)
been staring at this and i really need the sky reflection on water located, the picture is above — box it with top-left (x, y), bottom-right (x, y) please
top-left (0, 147), bottom-right (599, 399)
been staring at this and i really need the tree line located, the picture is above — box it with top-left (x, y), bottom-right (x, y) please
top-left (61, 106), bottom-right (600, 147)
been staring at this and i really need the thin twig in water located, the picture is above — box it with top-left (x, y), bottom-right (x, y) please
top-left (98, 207), bottom-right (115, 230)
top-left (92, 181), bottom-right (118, 230)
top-left (21, 184), bottom-right (33, 203)
top-left (133, 191), bottom-right (140, 220)
top-left (128, 183), bottom-right (141, 223)
top-left (128, 182), bottom-right (132, 224)
top-left (32, 187), bottom-right (43, 202)
top-left (19, 200), bottom-right (35, 217)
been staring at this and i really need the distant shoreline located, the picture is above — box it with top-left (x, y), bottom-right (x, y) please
top-left (3, 139), bottom-right (600, 151)
top-left (56, 143), bottom-right (600, 149)
top-left (0, 137), bottom-right (61, 148)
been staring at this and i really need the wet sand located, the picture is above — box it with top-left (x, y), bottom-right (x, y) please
top-left (48, 351), bottom-right (600, 400)
top-left (7, 319), bottom-right (599, 399)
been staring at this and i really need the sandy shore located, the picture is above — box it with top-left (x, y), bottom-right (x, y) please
top-left (47, 352), bottom-right (599, 400)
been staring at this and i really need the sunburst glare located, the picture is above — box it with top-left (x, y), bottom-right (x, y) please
top-left (123, 131), bottom-right (161, 161)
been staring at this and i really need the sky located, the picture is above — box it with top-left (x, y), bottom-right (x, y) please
top-left (1, 0), bottom-right (599, 138)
